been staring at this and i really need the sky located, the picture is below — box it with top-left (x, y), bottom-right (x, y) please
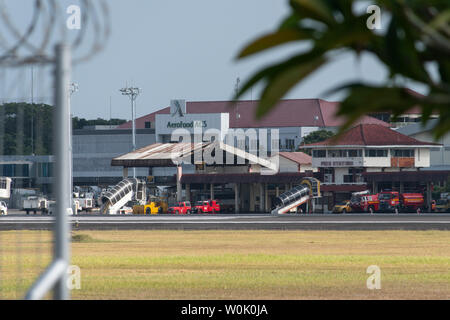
top-left (1, 0), bottom-right (427, 121)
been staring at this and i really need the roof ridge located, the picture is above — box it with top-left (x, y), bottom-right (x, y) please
top-left (360, 124), bottom-right (366, 145)
top-left (317, 100), bottom-right (325, 126)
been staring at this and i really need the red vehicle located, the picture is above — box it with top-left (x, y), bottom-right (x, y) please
top-left (378, 191), bottom-right (400, 213)
top-left (167, 201), bottom-right (192, 214)
top-left (193, 200), bottom-right (221, 214)
top-left (378, 191), bottom-right (426, 213)
top-left (400, 193), bottom-right (425, 212)
top-left (350, 192), bottom-right (380, 213)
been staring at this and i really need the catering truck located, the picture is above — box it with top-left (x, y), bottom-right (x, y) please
top-left (23, 196), bottom-right (49, 214)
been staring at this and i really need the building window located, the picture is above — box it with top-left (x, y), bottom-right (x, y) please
top-left (312, 150), bottom-right (326, 158)
top-left (347, 149), bottom-right (362, 157)
top-left (392, 149), bottom-right (415, 157)
top-left (323, 168), bottom-right (333, 183)
top-left (38, 163), bottom-right (53, 177)
top-left (1, 164), bottom-right (29, 177)
top-left (365, 149), bottom-right (388, 157)
top-left (328, 150), bottom-right (341, 158)
top-left (285, 139), bottom-right (295, 150)
top-left (144, 121), bottom-right (151, 129)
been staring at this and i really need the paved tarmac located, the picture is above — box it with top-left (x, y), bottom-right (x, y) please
top-left (1, 212), bottom-right (450, 230)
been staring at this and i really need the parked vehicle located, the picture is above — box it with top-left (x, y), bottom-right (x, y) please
top-left (167, 202), bottom-right (192, 214)
top-left (332, 200), bottom-right (352, 214)
top-left (193, 200), bottom-right (221, 214)
top-left (23, 196), bottom-right (49, 214)
top-left (379, 191), bottom-right (427, 213)
top-left (77, 197), bottom-right (94, 212)
top-left (435, 199), bottom-right (450, 213)
top-left (350, 193), bottom-right (379, 213)
top-left (378, 191), bottom-right (400, 213)
top-left (133, 201), bottom-right (166, 215)
top-left (0, 201), bottom-right (7, 215)
top-left (119, 206), bottom-right (133, 215)
top-left (399, 193), bottom-right (426, 212)
top-left (73, 192), bottom-right (94, 212)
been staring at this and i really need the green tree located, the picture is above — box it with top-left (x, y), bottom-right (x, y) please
top-left (0, 103), bottom-right (53, 155)
top-left (298, 129), bottom-right (335, 154)
top-left (302, 129), bottom-right (335, 145)
top-left (72, 116), bottom-right (126, 129)
top-left (235, 0), bottom-right (450, 139)
top-left (0, 103), bottom-right (127, 155)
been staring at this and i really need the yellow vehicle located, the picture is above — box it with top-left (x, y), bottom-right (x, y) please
top-left (435, 199), bottom-right (450, 213)
top-left (332, 200), bottom-right (352, 214)
top-left (133, 201), bottom-right (168, 215)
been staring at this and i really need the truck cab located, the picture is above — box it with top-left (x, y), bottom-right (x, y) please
top-left (193, 200), bottom-right (221, 214)
top-left (168, 202), bottom-right (192, 215)
top-left (378, 191), bottom-right (400, 213)
top-left (350, 193), bottom-right (379, 213)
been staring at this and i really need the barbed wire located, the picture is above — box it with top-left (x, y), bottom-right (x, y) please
top-left (0, 0), bottom-right (110, 66)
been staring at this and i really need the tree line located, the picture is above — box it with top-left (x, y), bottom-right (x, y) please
top-left (0, 102), bottom-right (126, 155)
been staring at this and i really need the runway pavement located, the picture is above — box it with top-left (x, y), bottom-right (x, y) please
top-left (1, 213), bottom-right (450, 230)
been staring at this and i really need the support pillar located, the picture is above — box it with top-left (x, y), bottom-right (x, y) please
top-left (400, 181), bottom-right (404, 194)
top-left (264, 183), bottom-right (269, 213)
top-left (210, 183), bottom-right (214, 200)
top-left (123, 167), bottom-right (128, 178)
top-left (427, 181), bottom-right (432, 211)
top-left (260, 184), bottom-right (264, 212)
top-left (372, 181), bottom-right (378, 193)
top-left (234, 183), bottom-right (240, 214)
top-left (186, 184), bottom-right (191, 202)
top-left (249, 183), bottom-right (255, 212)
top-left (176, 165), bottom-right (182, 202)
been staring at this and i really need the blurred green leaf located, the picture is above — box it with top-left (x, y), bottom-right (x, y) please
top-left (237, 29), bottom-right (311, 59)
top-left (236, 0), bottom-right (450, 139)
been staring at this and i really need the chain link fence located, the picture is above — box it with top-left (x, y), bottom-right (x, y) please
top-left (0, 0), bottom-right (109, 300)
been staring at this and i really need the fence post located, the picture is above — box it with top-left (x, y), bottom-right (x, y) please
top-left (53, 43), bottom-right (72, 300)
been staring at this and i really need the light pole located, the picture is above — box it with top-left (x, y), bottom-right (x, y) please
top-left (120, 86), bottom-right (141, 178)
top-left (68, 82), bottom-right (78, 211)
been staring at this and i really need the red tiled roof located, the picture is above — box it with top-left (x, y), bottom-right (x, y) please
top-left (278, 152), bottom-right (312, 165)
top-left (304, 124), bottom-right (441, 147)
top-left (117, 99), bottom-right (390, 129)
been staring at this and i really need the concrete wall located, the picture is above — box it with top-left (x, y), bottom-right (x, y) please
top-left (415, 147), bottom-right (430, 167)
top-left (412, 132), bottom-right (450, 167)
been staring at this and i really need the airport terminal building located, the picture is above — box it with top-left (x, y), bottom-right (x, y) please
top-left (72, 98), bottom-right (388, 186)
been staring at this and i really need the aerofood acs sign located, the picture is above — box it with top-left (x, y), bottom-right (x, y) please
top-left (155, 112), bottom-right (229, 135)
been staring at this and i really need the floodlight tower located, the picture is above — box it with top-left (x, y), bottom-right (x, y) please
top-left (68, 82), bottom-right (78, 209)
top-left (120, 86), bottom-right (141, 178)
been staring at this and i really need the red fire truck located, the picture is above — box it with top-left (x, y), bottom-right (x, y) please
top-left (192, 200), bottom-right (221, 214)
top-left (350, 190), bottom-right (428, 213)
top-left (375, 191), bottom-right (426, 213)
top-left (350, 191), bottom-right (380, 213)
top-left (378, 191), bottom-right (400, 213)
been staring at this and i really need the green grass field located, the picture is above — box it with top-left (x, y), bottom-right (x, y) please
top-left (0, 230), bottom-right (449, 299)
